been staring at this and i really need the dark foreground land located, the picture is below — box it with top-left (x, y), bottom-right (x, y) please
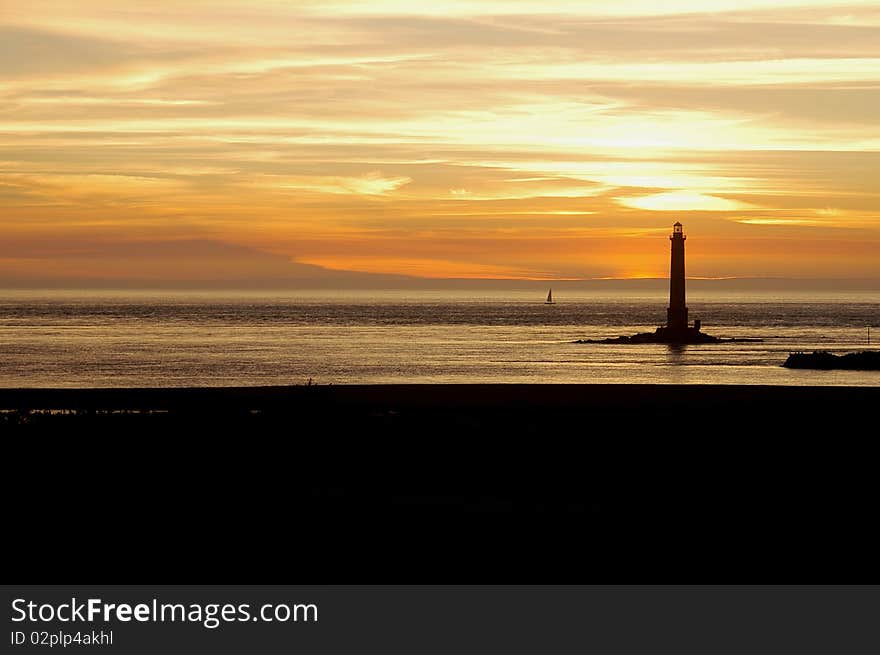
top-left (4, 384), bottom-right (879, 581)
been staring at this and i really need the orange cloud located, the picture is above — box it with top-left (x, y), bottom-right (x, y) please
top-left (1, 1), bottom-right (879, 285)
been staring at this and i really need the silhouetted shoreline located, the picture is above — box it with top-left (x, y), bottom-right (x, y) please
top-left (2, 382), bottom-right (877, 415)
top-left (3, 383), bottom-right (874, 448)
top-left (6, 382), bottom-right (878, 581)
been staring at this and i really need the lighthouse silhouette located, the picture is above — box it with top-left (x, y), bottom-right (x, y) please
top-left (580, 222), bottom-right (744, 344)
top-left (653, 220), bottom-right (714, 342)
top-left (666, 221), bottom-right (688, 331)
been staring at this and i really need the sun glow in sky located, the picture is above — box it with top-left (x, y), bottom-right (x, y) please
top-left (2, 0), bottom-right (879, 285)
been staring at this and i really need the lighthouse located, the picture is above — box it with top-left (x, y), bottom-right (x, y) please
top-left (653, 221), bottom-right (710, 341)
top-left (666, 222), bottom-right (688, 331)
top-left (577, 221), bottom-right (741, 343)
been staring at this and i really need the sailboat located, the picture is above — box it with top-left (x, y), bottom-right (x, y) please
top-left (545, 288), bottom-right (555, 304)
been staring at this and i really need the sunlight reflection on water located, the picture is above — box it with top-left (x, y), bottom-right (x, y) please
top-left (1, 290), bottom-right (878, 387)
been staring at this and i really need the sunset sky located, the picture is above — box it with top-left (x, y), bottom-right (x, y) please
top-left (2, 1), bottom-right (879, 285)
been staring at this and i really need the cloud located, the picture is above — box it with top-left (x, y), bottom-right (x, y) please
top-left (736, 218), bottom-right (825, 225)
top-left (247, 171), bottom-right (412, 196)
top-left (2, 1), bottom-right (880, 282)
top-left (617, 191), bottom-right (760, 211)
top-left (295, 1), bottom-right (878, 19)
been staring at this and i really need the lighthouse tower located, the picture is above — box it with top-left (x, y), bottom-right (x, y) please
top-left (666, 222), bottom-right (688, 331)
top-left (582, 221), bottom-right (726, 343)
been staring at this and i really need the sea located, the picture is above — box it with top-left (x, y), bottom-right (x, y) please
top-left (1, 289), bottom-right (878, 387)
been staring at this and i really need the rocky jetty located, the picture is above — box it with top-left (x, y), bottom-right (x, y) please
top-left (576, 325), bottom-right (761, 345)
top-left (782, 351), bottom-right (880, 370)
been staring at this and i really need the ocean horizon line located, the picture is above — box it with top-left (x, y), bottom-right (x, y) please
top-left (2, 276), bottom-right (880, 293)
